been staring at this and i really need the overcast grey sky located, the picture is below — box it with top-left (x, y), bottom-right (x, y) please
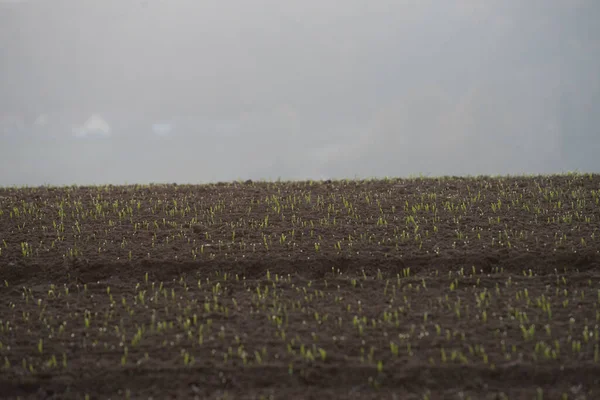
top-left (1, 0), bottom-right (599, 186)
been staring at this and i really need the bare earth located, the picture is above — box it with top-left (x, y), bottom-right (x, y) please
top-left (1, 175), bottom-right (599, 399)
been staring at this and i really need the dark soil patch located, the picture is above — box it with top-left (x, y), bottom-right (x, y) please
top-left (1, 175), bottom-right (600, 399)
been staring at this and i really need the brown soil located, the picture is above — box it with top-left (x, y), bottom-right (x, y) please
top-left (1, 175), bottom-right (600, 399)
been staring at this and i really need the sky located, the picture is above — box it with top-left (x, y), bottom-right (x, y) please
top-left (1, 0), bottom-right (599, 186)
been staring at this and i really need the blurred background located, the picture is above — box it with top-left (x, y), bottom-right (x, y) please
top-left (1, 0), bottom-right (599, 186)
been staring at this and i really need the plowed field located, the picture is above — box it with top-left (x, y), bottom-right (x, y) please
top-left (1, 174), bottom-right (600, 399)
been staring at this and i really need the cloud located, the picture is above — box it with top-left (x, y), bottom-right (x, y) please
top-left (0, 113), bottom-right (25, 137)
top-left (152, 122), bottom-right (174, 137)
top-left (72, 114), bottom-right (111, 139)
top-left (33, 113), bottom-right (49, 127)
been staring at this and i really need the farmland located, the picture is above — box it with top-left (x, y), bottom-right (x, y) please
top-left (1, 174), bottom-right (600, 399)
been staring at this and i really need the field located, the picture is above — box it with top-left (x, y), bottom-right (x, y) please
top-left (1, 174), bottom-right (600, 399)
